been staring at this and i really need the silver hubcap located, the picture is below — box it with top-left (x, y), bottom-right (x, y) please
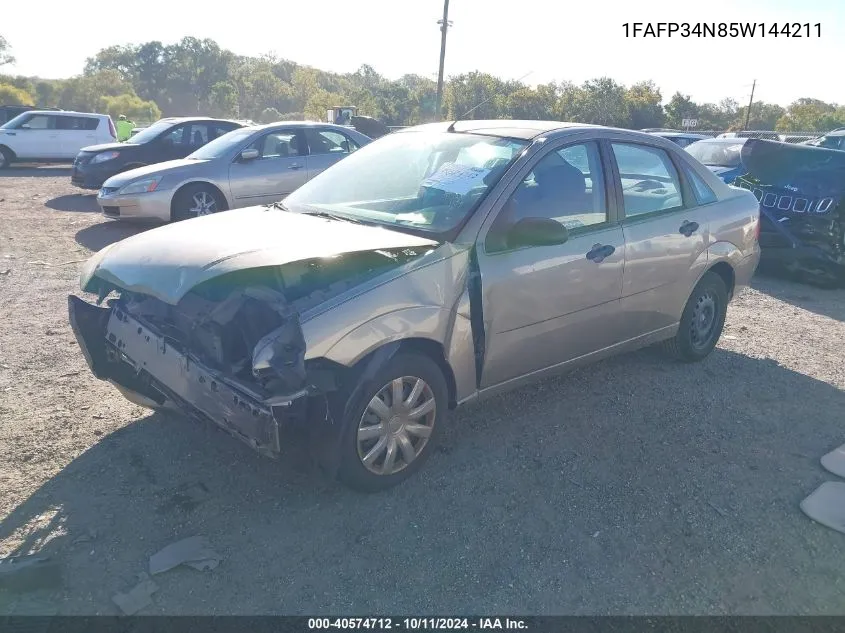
top-left (190, 191), bottom-right (217, 216)
top-left (357, 376), bottom-right (436, 476)
top-left (690, 291), bottom-right (718, 349)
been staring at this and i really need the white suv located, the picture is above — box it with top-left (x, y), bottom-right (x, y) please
top-left (0, 111), bottom-right (117, 168)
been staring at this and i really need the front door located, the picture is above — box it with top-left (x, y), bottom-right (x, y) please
top-left (12, 113), bottom-right (57, 159)
top-left (228, 129), bottom-right (310, 206)
top-left (476, 140), bottom-right (626, 389)
top-left (303, 128), bottom-right (359, 179)
top-left (609, 142), bottom-right (711, 338)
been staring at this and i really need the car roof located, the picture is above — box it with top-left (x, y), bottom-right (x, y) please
top-left (21, 110), bottom-right (107, 116)
top-left (691, 136), bottom-right (749, 144)
top-left (156, 116), bottom-right (244, 125)
top-left (245, 120), bottom-right (366, 132)
top-left (397, 120), bottom-right (605, 140)
top-left (825, 129), bottom-right (845, 137)
top-left (652, 131), bottom-right (709, 138)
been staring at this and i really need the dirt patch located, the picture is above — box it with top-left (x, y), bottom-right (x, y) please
top-left (2, 168), bottom-right (845, 615)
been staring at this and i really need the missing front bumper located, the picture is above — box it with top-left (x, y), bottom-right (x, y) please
top-left (67, 295), bottom-right (308, 456)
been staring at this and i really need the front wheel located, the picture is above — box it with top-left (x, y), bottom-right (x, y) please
top-left (337, 352), bottom-right (448, 492)
top-left (171, 184), bottom-right (227, 222)
top-left (0, 147), bottom-right (12, 169)
top-left (662, 271), bottom-right (728, 362)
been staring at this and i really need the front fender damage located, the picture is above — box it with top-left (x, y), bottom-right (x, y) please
top-left (68, 246), bottom-right (435, 469)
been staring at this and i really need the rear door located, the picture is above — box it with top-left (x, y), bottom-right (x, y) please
top-left (228, 128), bottom-right (309, 206)
top-left (304, 128), bottom-right (360, 179)
top-left (56, 115), bottom-right (101, 157)
top-left (610, 141), bottom-right (711, 339)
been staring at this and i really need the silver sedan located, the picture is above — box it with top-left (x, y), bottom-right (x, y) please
top-left (96, 122), bottom-right (372, 222)
top-left (70, 120), bottom-right (761, 491)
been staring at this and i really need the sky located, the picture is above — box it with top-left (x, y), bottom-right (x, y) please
top-left (2, 0), bottom-right (843, 107)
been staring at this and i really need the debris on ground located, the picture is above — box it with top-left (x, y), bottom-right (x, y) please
top-left (111, 573), bottom-right (158, 615)
top-left (72, 528), bottom-right (99, 546)
top-left (0, 555), bottom-right (62, 593)
top-left (155, 482), bottom-right (211, 515)
top-left (821, 444), bottom-right (845, 479)
top-left (149, 536), bottom-right (222, 575)
top-left (800, 481), bottom-right (845, 535)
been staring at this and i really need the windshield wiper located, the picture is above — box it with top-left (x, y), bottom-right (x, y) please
top-left (297, 208), bottom-right (366, 225)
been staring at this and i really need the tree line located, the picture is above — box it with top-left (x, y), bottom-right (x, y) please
top-left (1, 34), bottom-right (843, 132)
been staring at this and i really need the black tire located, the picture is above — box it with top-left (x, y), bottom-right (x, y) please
top-left (171, 184), bottom-right (227, 222)
top-left (337, 352), bottom-right (448, 492)
top-left (0, 147), bottom-right (12, 169)
top-left (662, 271), bottom-right (728, 362)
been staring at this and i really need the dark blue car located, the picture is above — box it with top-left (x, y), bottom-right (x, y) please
top-left (685, 137), bottom-right (749, 184)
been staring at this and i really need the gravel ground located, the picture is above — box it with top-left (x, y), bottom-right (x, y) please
top-left (1, 167), bottom-right (845, 615)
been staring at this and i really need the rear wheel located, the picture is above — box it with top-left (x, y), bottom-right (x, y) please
top-left (171, 184), bottom-right (227, 222)
top-left (662, 271), bottom-right (728, 362)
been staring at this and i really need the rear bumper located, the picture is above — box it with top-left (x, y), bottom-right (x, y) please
top-left (67, 295), bottom-right (309, 456)
top-left (733, 246), bottom-right (761, 294)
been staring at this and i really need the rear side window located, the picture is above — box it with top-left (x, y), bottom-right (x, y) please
top-left (611, 143), bottom-right (684, 218)
top-left (56, 116), bottom-right (99, 131)
top-left (683, 165), bottom-right (718, 205)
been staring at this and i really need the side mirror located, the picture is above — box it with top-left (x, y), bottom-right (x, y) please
top-left (239, 148), bottom-right (260, 161)
top-left (508, 217), bottom-right (570, 249)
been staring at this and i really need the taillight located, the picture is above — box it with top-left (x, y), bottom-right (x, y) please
top-left (107, 118), bottom-right (117, 140)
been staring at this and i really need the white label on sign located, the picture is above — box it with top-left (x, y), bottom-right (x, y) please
top-left (682, 118), bottom-right (698, 127)
top-left (422, 163), bottom-right (490, 196)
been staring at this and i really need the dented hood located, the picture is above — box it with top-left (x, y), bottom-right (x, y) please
top-left (81, 206), bottom-right (439, 305)
top-left (741, 138), bottom-right (845, 198)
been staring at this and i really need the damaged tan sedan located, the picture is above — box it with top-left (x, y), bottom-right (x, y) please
top-left (69, 120), bottom-right (761, 491)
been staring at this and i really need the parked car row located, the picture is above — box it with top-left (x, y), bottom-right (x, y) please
top-left (68, 120), bottom-right (761, 491)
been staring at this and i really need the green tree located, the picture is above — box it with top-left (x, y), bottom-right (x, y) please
top-left (664, 92), bottom-right (699, 128)
top-left (208, 81), bottom-right (239, 117)
top-left (0, 83), bottom-right (33, 105)
top-left (0, 35), bottom-right (13, 67)
top-left (573, 78), bottom-right (628, 126)
top-left (625, 80), bottom-right (664, 129)
top-left (258, 107), bottom-right (283, 124)
top-left (98, 93), bottom-right (161, 123)
top-left (775, 98), bottom-right (845, 132)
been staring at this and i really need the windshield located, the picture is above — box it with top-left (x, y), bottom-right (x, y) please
top-left (686, 140), bottom-right (745, 167)
top-left (0, 112), bottom-right (31, 129)
top-left (125, 120), bottom-right (176, 144)
top-left (283, 131), bottom-right (528, 235)
top-left (188, 127), bottom-right (255, 159)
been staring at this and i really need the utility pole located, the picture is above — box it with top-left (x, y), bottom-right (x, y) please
top-left (434, 0), bottom-right (451, 121)
top-left (744, 79), bottom-right (756, 130)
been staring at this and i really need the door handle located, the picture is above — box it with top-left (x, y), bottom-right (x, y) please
top-left (288, 163), bottom-right (303, 170)
top-left (6, 132), bottom-right (15, 136)
top-left (679, 220), bottom-right (699, 237)
top-left (586, 243), bottom-right (615, 263)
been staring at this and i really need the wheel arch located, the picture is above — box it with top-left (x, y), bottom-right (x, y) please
top-left (170, 180), bottom-right (229, 217)
top-left (343, 337), bottom-right (458, 409)
top-left (706, 260), bottom-right (736, 300)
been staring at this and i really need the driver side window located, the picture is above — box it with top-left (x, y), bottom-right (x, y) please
top-left (486, 141), bottom-right (608, 253)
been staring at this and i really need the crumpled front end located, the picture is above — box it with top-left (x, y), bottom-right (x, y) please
top-left (68, 246), bottom-right (433, 456)
top-left (736, 138), bottom-right (845, 286)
